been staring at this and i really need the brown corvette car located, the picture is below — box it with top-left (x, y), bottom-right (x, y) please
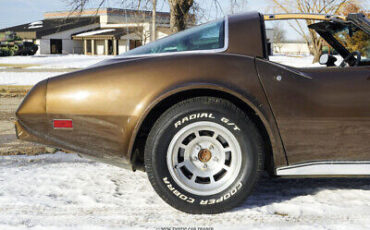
top-left (15, 12), bottom-right (370, 214)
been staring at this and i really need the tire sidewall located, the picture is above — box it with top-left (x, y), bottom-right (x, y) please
top-left (147, 100), bottom-right (260, 211)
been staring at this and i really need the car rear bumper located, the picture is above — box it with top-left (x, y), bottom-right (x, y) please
top-left (15, 119), bottom-right (133, 170)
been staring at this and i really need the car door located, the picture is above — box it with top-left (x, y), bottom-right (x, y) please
top-left (256, 58), bottom-right (370, 165)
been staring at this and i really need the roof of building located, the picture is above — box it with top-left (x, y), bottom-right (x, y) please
top-left (72, 28), bottom-right (139, 40)
top-left (0, 16), bottom-right (100, 39)
top-left (279, 40), bottom-right (307, 44)
top-left (0, 8), bottom-right (190, 40)
top-left (43, 8), bottom-right (183, 25)
top-left (75, 29), bottom-right (116, 37)
top-left (44, 7), bottom-right (170, 19)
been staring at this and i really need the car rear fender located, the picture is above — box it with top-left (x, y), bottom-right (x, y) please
top-left (129, 81), bottom-right (287, 171)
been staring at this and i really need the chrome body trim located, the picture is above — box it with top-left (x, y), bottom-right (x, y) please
top-left (276, 161), bottom-right (370, 176)
top-left (263, 13), bottom-right (347, 21)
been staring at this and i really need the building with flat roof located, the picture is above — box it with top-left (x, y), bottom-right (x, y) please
top-left (273, 40), bottom-right (310, 55)
top-left (0, 8), bottom-right (173, 55)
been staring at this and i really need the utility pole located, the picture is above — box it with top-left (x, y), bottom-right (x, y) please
top-left (152, 0), bottom-right (157, 41)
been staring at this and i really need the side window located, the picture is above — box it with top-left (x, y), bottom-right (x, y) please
top-left (264, 21), bottom-right (322, 68)
top-left (120, 18), bottom-right (226, 57)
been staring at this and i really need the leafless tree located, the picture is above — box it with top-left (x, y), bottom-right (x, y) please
top-left (152, 0), bottom-right (157, 41)
top-left (168, 0), bottom-right (194, 32)
top-left (228, 0), bottom-right (248, 14)
top-left (64, 0), bottom-right (155, 43)
top-left (268, 0), bottom-right (353, 62)
top-left (64, 0), bottom-right (248, 36)
top-left (272, 22), bottom-right (286, 53)
top-left (167, 0), bottom-right (248, 32)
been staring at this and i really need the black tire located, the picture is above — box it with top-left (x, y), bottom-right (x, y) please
top-left (144, 97), bottom-right (264, 214)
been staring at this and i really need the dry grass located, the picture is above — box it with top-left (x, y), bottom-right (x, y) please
top-left (0, 85), bottom-right (31, 97)
top-left (0, 63), bottom-right (40, 68)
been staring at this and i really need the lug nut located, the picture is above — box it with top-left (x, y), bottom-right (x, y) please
top-left (203, 164), bottom-right (208, 169)
top-left (213, 156), bottom-right (219, 162)
top-left (193, 156), bottom-right (198, 161)
top-left (209, 145), bottom-right (214, 150)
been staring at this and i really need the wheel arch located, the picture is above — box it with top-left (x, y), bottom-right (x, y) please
top-left (129, 87), bottom-right (276, 173)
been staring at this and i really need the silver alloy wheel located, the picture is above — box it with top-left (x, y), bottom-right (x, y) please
top-left (167, 121), bottom-right (242, 196)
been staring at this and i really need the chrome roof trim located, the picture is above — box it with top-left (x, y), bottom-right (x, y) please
top-left (264, 13), bottom-right (347, 21)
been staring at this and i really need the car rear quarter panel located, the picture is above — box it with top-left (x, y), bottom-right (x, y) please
top-left (45, 54), bottom-right (286, 169)
top-left (256, 59), bottom-right (370, 164)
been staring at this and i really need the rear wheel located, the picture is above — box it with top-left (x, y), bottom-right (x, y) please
top-left (145, 97), bottom-right (264, 214)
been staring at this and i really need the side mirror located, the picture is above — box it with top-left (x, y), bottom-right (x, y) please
top-left (319, 54), bottom-right (337, 67)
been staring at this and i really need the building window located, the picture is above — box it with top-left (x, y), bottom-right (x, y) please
top-left (86, 40), bottom-right (92, 54)
top-left (129, 40), bottom-right (142, 50)
top-left (50, 39), bottom-right (62, 54)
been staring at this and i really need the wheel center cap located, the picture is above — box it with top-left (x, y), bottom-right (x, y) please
top-left (198, 149), bottom-right (212, 163)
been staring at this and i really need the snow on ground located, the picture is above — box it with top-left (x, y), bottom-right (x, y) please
top-left (269, 55), bottom-right (321, 67)
top-left (0, 71), bottom-right (67, 86)
top-left (0, 152), bottom-right (369, 230)
top-left (0, 55), bottom-right (108, 69)
top-left (0, 54), bottom-right (320, 69)
top-left (269, 55), bottom-right (343, 67)
top-left (0, 54), bottom-right (334, 86)
top-left (0, 55), bottom-right (109, 86)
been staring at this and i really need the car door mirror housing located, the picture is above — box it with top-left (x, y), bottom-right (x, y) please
top-left (319, 54), bottom-right (337, 67)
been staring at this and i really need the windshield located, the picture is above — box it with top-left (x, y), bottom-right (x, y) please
top-left (120, 18), bottom-right (227, 57)
top-left (333, 24), bottom-right (370, 58)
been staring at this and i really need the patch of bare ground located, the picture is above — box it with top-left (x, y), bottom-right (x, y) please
top-left (0, 94), bottom-right (56, 156)
top-left (0, 85), bottom-right (31, 98)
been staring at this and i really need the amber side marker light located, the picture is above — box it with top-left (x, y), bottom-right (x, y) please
top-left (53, 119), bottom-right (73, 129)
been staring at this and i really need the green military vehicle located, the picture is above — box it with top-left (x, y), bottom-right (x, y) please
top-left (0, 31), bottom-right (38, 56)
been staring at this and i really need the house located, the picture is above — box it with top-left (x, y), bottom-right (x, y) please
top-left (273, 40), bottom-right (310, 55)
top-left (0, 8), bottom-right (173, 55)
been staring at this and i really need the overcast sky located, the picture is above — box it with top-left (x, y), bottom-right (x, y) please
top-left (0, 0), bottom-right (369, 41)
